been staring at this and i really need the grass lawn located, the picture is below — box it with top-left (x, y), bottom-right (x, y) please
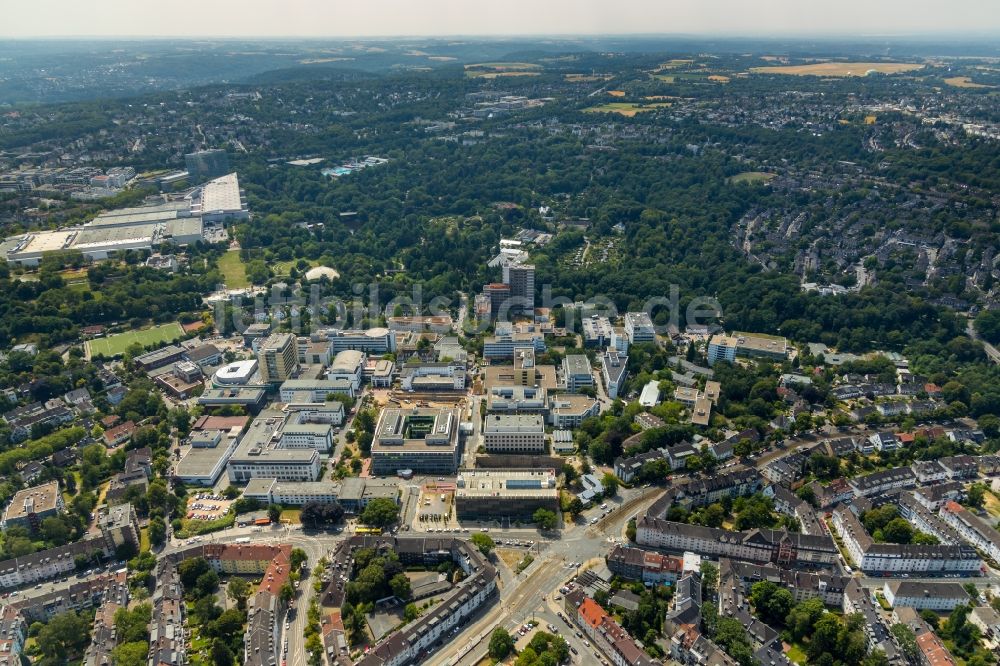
top-left (218, 249), bottom-right (249, 289)
top-left (280, 509), bottom-right (302, 524)
top-left (786, 643), bottom-right (808, 664)
top-left (729, 171), bottom-right (776, 184)
top-left (983, 489), bottom-right (1000, 519)
top-left (140, 527), bottom-right (150, 552)
top-left (177, 511), bottom-right (235, 539)
top-left (86, 321), bottom-right (184, 358)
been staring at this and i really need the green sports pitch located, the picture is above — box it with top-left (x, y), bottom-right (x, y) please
top-left (85, 322), bottom-right (185, 358)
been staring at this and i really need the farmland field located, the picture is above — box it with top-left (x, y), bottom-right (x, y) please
top-left (565, 73), bottom-right (612, 82)
top-left (584, 102), bottom-right (671, 117)
top-left (465, 62), bottom-right (542, 78)
top-left (86, 322), bottom-right (184, 358)
top-left (750, 62), bottom-right (923, 76)
top-left (944, 76), bottom-right (992, 89)
top-left (218, 249), bottom-right (248, 289)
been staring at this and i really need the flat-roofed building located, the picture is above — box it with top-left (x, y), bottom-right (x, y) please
top-left (134, 344), bottom-right (185, 371)
top-left (708, 332), bottom-right (788, 365)
top-left (258, 332), bottom-right (298, 384)
top-left (321, 327), bottom-right (397, 354)
top-left (1, 482), bottom-right (62, 532)
top-left (601, 350), bottom-right (628, 399)
top-left (198, 386), bottom-right (267, 409)
top-left (483, 414), bottom-right (546, 454)
top-left (455, 469), bottom-right (558, 521)
top-left (190, 172), bottom-right (248, 222)
top-left (691, 397), bottom-right (713, 426)
top-left (400, 361), bottom-right (466, 391)
top-left (549, 394), bottom-right (600, 428)
top-left (563, 354), bottom-right (593, 392)
top-left (279, 377), bottom-right (353, 402)
top-left (364, 358), bottom-right (394, 387)
top-left (624, 312), bottom-right (656, 343)
top-left (486, 385), bottom-right (548, 414)
top-left (176, 423), bottom-right (244, 486)
top-left (226, 412), bottom-right (323, 483)
top-left (370, 407), bottom-right (461, 475)
top-left (582, 315), bottom-right (614, 348)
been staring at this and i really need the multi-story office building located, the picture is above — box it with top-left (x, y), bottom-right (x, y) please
top-left (226, 412), bottom-right (323, 483)
top-left (455, 469), bottom-right (558, 521)
top-left (483, 414), bottom-right (546, 454)
top-left (549, 394), bottom-right (600, 428)
top-left (707, 332), bottom-right (788, 366)
top-left (624, 312), bottom-right (656, 343)
top-left (483, 283), bottom-right (511, 321)
top-left (486, 385), bottom-right (548, 414)
top-left (320, 327), bottom-right (397, 354)
top-left (502, 262), bottom-right (535, 314)
top-left (482, 329), bottom-right (544, 360)
top-left (258, 333), bottom-right (298, 384)
top-left (370, 407), bottom-right (461, 475)
top-left (400, 362), bottom-right (466, 391)
top-left (600, 350), bottom-right (628, 399)
top-left (582, 315), bottom-right (614, 348)
top-left (563, 354), bottom-right (593, 392)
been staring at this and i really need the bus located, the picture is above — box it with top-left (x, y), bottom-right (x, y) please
top-left (356, 527), bottom-right (382, 535)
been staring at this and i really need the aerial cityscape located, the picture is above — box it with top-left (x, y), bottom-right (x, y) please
top-left (1, 3), bottom-right (1000, 666)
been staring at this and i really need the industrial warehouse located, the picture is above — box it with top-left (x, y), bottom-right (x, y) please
top-left (0, 172), bottom-right (247, 265)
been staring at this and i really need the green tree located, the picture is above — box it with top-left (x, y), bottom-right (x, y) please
top-left (602, 472), bottom-right (619, 496)
top-left (148, 517), bottom-right (166, 547)
top-left (533, 508), bottom-right (558, 531)
top-left (489, 627), bottom-right (515, 660)
top-left (360, 498), bottom-right (400, 527)
top-left (469, 532), bottom-right (495, 556)
top-left (210, 638), bottom-right (236, 666)
top-left (112, 641), bottom-right (149, 666)
top-left (37, 611), bottom-right (91, 661)
top-left (700, 561), bottom-right (719, 601)
top-left (966, 484), bottom-right (987, 509)
top-left (389, 573), bottom-right (411, 600)
top-left (227, 577), bottom-right (251, 611)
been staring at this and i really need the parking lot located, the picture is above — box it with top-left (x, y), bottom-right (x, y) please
top-left (186, 492), bottom-right (234, 521)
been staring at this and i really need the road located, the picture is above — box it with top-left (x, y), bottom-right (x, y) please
top-left (164, 522), bottom-right (338, 666)
top-left (428, 486), bottom-right (664, 666)
top-left (967, 316), bottom-right (1000, 364)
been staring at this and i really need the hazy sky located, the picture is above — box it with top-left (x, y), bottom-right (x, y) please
top-left (4, 0), bottom-right (999, 38)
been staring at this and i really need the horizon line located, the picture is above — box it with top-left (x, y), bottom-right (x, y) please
top-left (3, 31), bottom-right (1000, 41)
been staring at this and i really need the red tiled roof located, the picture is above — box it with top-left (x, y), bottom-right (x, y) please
top-left (579, 598), bottom-right (608, 629)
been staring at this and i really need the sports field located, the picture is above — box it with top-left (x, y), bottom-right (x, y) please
top-left (750, 62), bottom-right (923, 77)
top-left (86, 322), bottom-right (184, 358)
